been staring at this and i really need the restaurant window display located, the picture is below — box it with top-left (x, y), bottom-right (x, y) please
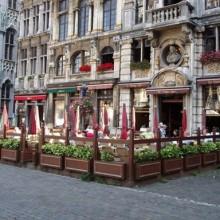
top-left (134, 88), bottom-right (150, 130)
top-left (204, 86), bottom-right (220, 132)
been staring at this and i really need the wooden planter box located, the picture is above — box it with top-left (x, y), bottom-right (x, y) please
top-left (135, 160), bottom-right (161, 180)
top-left (217, 150), bottom-right (220, 163)
top-left (162, 158), bottom-right (183, 175)
top-left (65, 157), bottom-right (92, 173)
top-left (1, 148), bottom-right (19, 162)
top-left (20, 149), bottom-right (33, 163)
top-left (40, 154), bottom-right (64, 170)
top-left (202, 152), bottom-right (217, 166)
top-left (94, 160), bottom-right (126, 180)
top-left (184, 154), bottom-right (201, 170)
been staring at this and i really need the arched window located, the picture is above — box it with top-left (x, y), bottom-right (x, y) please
top-left (1, 80), bottom-right (11, 111)
top-left (101, 47), bottom-right (114, 64)
top-left (79, 0), bottom-right (89, 36)
top-left (103, 0), bottom-right (116, 31)
top-left (56, 55), bottom-right (64, 76)
top-left (71, 50), bottom-right (90, 74)
top-left (5, 29), bottom-right (15, 60)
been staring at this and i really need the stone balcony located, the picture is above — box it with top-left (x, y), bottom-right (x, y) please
top-left (145, 1), bottom-right (194, 29)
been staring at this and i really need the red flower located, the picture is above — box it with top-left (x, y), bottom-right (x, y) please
top-left (79, 65), bottom-right (91, 72)
top-left (200, 51), bottom-right (220, 64)
top-left (97, 63), bottom-right (114, 72)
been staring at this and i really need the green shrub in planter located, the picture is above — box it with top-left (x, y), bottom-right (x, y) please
top-left (100, 151), bottom-right (114, 162)
top-left (130, 60), bottom-right (150, 70)
top-left (215, 142), bottom-right (220, 150)
top-left (134, 148), bottom-right (159, 163)
top-left (42, 143), bottom-right (66, 156)
top-left (65, 145), bottom-right (93, 160)
top-left (181, 145), bottom-right (200, 156)
top-left (160, 144), bottom-right (182, 159)
top-left (199, 142), bottom-right (217, 153)
top-left (0, 139), bottom-right (20, 150)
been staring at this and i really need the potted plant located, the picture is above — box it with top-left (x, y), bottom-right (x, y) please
top-left (65, 145), bottom-right (93, 173)
top-left (97, 63), bottom-right (114, 73)
top-left (181, 145), bottom-right (201, 170)
top-left (134, 148), bottom-right (161, 180)
top-left (215, 142), bottom-right (220, 163)
top-left (94, 150), bottom-right (126, 180)
top-left (199, 142), bottom-right (217, 166)
top-left (79, 65), bottom-right (91, 73)
top-left (0, 139), bottom-right (20, 162)
top-left (160, 144), bottom-right (183, 175)
top-left (40, 143), bottom-right (65, 169)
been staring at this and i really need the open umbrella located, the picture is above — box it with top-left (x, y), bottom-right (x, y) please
top-left (120, 103), bottom-right (128, 139)
top-left (103, 106), bottom-right (110, 136)
top-left (75, 105), bottom-right (80, 132)
top-left (69, 106), bottom-right (76, 137)
top-left (63, 107), bottom-right (68, 129)
top-left (182, 109), bottom-right (187, 136)
top-left (153, 106), bottom-right (158, 138)
top-left (29, 106), bottom-right (36, 134)
top-left (132, 106), bottom-right (136, 132)
top-left (35, 105), bottom-right (40, 133)
top-left (2, 103), bottom-right (9, 129)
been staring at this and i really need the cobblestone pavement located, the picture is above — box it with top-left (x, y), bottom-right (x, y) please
top-left (0, 164), bottom-right (220, 220)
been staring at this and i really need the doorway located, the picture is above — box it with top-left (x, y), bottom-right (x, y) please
top-left (159, 95), bottom-right (183, 137)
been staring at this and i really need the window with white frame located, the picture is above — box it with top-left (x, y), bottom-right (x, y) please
top-left (103, 0), bottom-right (116, 31)
top-left (71, 50), bottom-right (89, 74)
top-left (205, 0), bottom-right (220, 9)
top-left (33, 5), bottom-right (39, 34)
top-left (43, 1), bottom-right (50, 31)
top-left (21, 49), bottom-right (27, 76)
top-left (135, 0), bottom-right (143, 24)
top-left (5, 28), bottom-right (15, 60)
top-left (23, 9), bottom-right (30, 36)
top-left (40, 44), bottom-right (47, 74)
top-left (58, 0), bottom-right (68, 41)
top-left (30, 47), bottom-right (37, 75)
top-left (204, 27), bottom-right (220, 52)
top-left (8, 0), bottom-right (16, 10)
top-left (79, 0), bottom-right (90, 37)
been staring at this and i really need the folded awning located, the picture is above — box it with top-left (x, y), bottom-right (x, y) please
top-left (118, 82), bottom-right (150, 89)
top-left (47, 88), bottom-right (76, 94)
top-left (146, 87), bottom-right (191, 95)
top-left (15, 95), bottom-right (47, 101)
top-left (197, 77), bottom-right (220, 85)
top-left (77, 83), bottom-right (113, 90)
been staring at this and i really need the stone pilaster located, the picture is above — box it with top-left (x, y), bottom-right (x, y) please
top-left (73, 8), bottom-right (79, 37)
top-left (68, 0), bottom-right (74, 37)
top-left (38, 4), bottom-right (44, 33)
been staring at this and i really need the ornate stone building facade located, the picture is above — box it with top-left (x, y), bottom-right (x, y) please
top-left (15, 0), bottom-right (220, 135)
top-left (15, 0), bottom-right (50, 126)
top-left (0, 0), bottom-right (19, 123)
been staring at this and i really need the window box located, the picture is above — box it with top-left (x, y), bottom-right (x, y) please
top-left (40, 154), bottom-right (64, 170)
top-left (94, 160), bottom-right (126, 180)
top-left (183, 154), bottom-right (201, 170)
top-left (162, 158), bottom-right (183, 175)
top-left (65, 157), bottom-right (92, 173)
top-left (1, 149), bottom-right (19, 162)
top-left (135, 160), bottom-right (161, 180)
top-left (97, 63), bottom-right (114, 72)
top-left (201, 152), bottom-right (217, 166)
top-left (79, 65), bottom-right (91, 73)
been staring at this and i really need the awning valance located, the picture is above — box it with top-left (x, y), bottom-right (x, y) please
top-left (197, 77), bottom-right (220, 85)
top-left (47, 88), bottom-right (76, 94)
top-left (77, 83), bottom-right (113, 91)
top-left (146, 87), bottom-right (191, 95)
top-left (15, 95), bottom-right (47, 101)
top-left (118, 82), bottom-right (150, 89)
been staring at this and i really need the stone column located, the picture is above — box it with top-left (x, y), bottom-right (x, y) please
top-left (90, 39), bottom-right (98, 80)
top-left (29, 8), bottom-right (33, 36)
top-left (68, 0), bottom-right (74, 38)
top-left (52, 1), bottom-right (59, 41)
top-left (20, 12), bottom-right (24, 37)
top-left (38, 4), bottom-right (44, 33)
top-left (115, 0), bottom-right (122, 30)
top-left (123, 0), bottom-right (135, 30)
top-left (73, 8), bottom-right (79, 37)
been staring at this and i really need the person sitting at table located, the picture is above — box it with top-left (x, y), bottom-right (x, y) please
top-left (85, 125), bottom-right (94, 138)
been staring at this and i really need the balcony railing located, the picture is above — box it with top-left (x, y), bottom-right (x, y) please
top-left (146, 1), bottom-right (193, 28)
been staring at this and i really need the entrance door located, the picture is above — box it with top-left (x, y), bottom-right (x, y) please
top-left (160, 95), bottom-right (183, 137)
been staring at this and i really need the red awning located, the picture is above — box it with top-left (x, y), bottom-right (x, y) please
top-left (15, 95), bottom-right (47, 101)
top-left (146, 87), bottom-right (191, 95)
top-left (197, 77), bottom-right (220, 85)
top-left (77, 83), bottom-right (113, 90)
top-left (118, 82), bottom-right (150, 89)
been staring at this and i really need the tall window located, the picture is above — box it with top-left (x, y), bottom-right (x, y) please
top-left (71, 50), bottom-right (89, 74)
top-left (23, 9), bottom-right (30, 36)
top-left (204, 27), bottom-right (220, 52)
top-left (43, 1), bottom-right (50, 31)
top-left (30, 47), bottom-right (37, 75)
top-left (5, 29), bottom-right (15, 60)
top-left (132, 39), bottom-right (151, 63)
top-left (56, 55), bottom-right (64, 76)
top-left (33, 5), bottom-right (39, 34)
top-left (135, 0), bottom-right (143, 24)
top-left (58, 0), bottom-right (68, 41)
top-left (79, 0), bottom-right (89, 36)
top-left (8, 0), bottom-right (16, 9)
top-left (40, 44), bottom-right (47, 74)
top-left (103, 0), bottom-right (116, 31)
top-left (21, 49), bottom-right (27, 76)
top-left (205, 0), bottom-right (220, 9)
top-left (101, 47), bottom-right (114, 64)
